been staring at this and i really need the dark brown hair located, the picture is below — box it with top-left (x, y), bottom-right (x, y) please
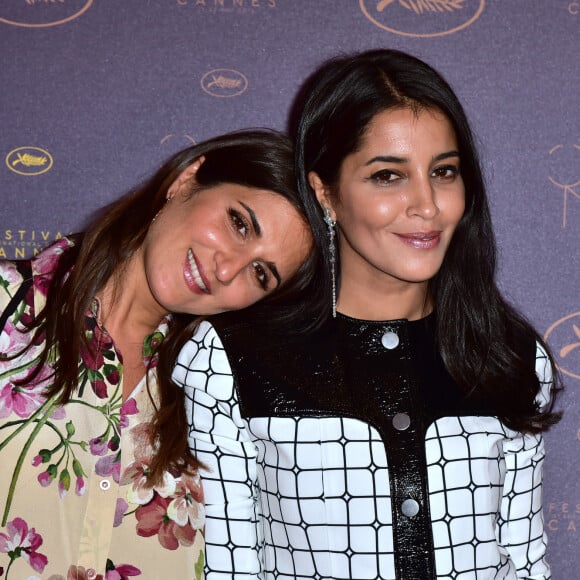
top-left (290, 49), bottom-right (561, 433)
top-left (13, 129), bottom-right (319, 484)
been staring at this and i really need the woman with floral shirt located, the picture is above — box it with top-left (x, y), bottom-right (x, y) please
top-left (0, 130), bottom-right (315, 579)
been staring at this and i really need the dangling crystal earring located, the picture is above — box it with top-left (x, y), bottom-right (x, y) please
top-left (152, 196), bottom-right (171, 223)
top-left (324, 207), bottom-right (337, 318)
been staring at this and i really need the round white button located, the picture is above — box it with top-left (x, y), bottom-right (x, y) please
top-left (99, 479), bottom-right (111, 491)
top-left (87, 569), bottom-right (97, 580)
top-left (392, 413), bottom-right (411, 431)
top-left (401, 498), bottom-right (420, 518)
top-left (381, 330), bottom-right (399, 350)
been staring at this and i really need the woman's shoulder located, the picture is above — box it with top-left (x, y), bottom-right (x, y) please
top-left (533, 341), bottom-right (553, 407)
top-left (0, 259), bottom-right (26, 295)
top-left (1, 237), bottom-right (75, 320)
top-left (174, 320), bottom-right (230, 377)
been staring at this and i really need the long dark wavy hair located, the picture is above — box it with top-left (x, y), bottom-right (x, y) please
top-left (11, 129), bottom-right (319, 483)
top-left (290, 49), bottom-right (561, 433)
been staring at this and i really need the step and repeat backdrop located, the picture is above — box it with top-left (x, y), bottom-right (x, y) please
top-left (1, 0), bottom-right (578, 575)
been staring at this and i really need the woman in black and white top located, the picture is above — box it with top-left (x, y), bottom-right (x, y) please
top-left (173, 49), bottom-right (562, 579)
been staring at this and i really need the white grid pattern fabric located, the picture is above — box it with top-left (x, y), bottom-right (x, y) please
top-left (173, 321), bottom-right (552, 580)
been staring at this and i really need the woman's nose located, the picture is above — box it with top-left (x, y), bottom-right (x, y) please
top-left (406, 179), bottom-right (439, 219)
top-left (214, 251), bottom-right (247, 284)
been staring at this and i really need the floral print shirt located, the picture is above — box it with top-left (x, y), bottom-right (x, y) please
top-left (0, 239), bottom-right (205, 580)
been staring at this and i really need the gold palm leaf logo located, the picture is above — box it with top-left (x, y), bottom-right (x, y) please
top-left (360, 0), bottom-right (484, 37)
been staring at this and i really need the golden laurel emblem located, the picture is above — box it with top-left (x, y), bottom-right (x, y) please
top-left (6, 147), bottom-right (54, 176)
top-left (545, 312), bottom-right (580, 380)
top-left (359, 0), bottom-right (485, 37)
top-left (0, 0), bottom-right (93, 28)
top-left (201, 69), bottom-right (249, 98)
top-left (548, 144), bottom-right (580, 229)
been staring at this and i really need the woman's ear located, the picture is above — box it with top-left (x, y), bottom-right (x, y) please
top-left (167, 155), bottom-right (206, 200)
top-left (308, 171), bottom-right (336, 221)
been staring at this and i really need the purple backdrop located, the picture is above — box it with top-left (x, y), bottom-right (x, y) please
top-left (1, 1), bottom-right (578, 575)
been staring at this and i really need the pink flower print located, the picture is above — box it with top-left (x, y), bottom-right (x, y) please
top-left (127, 422), bottom-right (154, 462)
top-left (76, 476), bottom-right (86, 496)
top-left (65, 565), bottom-right (104, 580)
top-left (0, 517), bottom-right (48, 574)
top-left (79, 315), bottom-right (118, 399)
top-left (33, 271), bottom-right (53, 298)
top-left (95, 453), bottom-right (121, 484)
top-left (0, 318), bottom-right (31, 354)
top-left (58, 469), bottom-right (71, 499)
top-left (107, 368), bottom-right (121, 386)
top-left (0, 380), bottom-right (46, 420)
top-left (167, 474), bottom-right (205, 529)
top-left (32, 238), bottom-right (73, 297)
top-left (105, 561), bottom-right (141, 579)
top-left (49, 404), bottom-right (67, 420)
top-left (135, 494), bottom-right (197, 550)
top-left (114, 498), bottom-right (129, 527)
top-left (38, 470), bottom-right (53, 487)
top-left (81, 317), bottom-right (114, 371)
top-left (122, 459), bottom-right (177, 505)
top-left (0, 362), bottom-right (55, 420)
top-left (0, 262), bottom-right (21, 284)
top-left (121, 462), bottom-right (154, 505)
top-left (37, 462), bottom-right (58, 488)
top-left (89, 435), bottom-right (109, 456)
top-left (108, 433), bottom-right (120, 453)
top-left (33, 238), bottom-right (72, 274)
top-left (119, 398), bottom-right (138, 429)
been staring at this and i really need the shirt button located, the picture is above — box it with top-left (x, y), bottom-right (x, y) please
top-left (401, 498), bottom-right (420, 518)
top-left (381, 330), bottom-right (399, 350)
top-left (87, 569), bottom-right (97, 579)
top-left (392, 412), bottom-right (411, 431)
top-left (99, 479), bottom-right (111, 491)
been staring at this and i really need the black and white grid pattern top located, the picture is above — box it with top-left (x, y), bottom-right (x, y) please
top-left (173, 316), bottom-right (553, 580)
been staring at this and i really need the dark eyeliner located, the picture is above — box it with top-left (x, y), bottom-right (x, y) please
top-left (228, 208), bottom-right (249, 235)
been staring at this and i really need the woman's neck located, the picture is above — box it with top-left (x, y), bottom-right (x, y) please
top-left (96, 252), bottom-right (168, 340)
top-left (336, 275), bottom-right (432, 321)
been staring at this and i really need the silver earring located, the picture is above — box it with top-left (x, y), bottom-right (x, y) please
top-left (152, 197), bottom-right (171, 222)
top-left (324, 207), bottom-right (337, 318)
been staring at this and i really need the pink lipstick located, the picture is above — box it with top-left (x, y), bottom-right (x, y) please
top-left (184, 249), bottom-right (211, 294)
top-left (395, 231), bottom-right (441, 249)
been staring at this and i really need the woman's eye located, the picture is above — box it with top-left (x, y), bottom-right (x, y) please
top-left (433, 165), bottom-right (459, 180)
top-left (368, 170), bottom-right (398, 185)
top-left (229, 209), bottom-right (249, 237)
top-left (252, 261), bottom-right (269, 290)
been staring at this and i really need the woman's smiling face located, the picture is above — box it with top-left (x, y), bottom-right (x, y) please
top-left (311, 106), bottom-right (465, 309)
top-left (141, 173), bottom-right (311, 316)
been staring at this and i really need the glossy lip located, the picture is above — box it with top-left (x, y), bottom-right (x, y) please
top-left (184, 249), bottom-right (211, 294)
top-left (395, 231), bottom-right (442, 250)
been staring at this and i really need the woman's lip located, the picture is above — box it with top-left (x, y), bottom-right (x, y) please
top-left (395, 231), bottom-right (441, 249)
top-left (184, 249), bottom-right (211, 294)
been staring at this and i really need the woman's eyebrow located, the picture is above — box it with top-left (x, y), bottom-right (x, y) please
top-left (433, 150), bottom-right (460, 161)
top-left (239, 202), bottom-right (261, 236)
top-left (365, 150), bottom-right (460, 165)
top-left (267, 262), bottom-right (282, 289)
top-left (365, 155), bottom-right (406, 165)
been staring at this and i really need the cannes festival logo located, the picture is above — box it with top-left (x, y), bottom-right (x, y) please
top-left (0, 0), bottom-right (93, 28)
top-left (160, 134), bottom-right (197, 149)
top-left (545, 312), bottom-right (580, 381)
top-left (548, 144), bottom-right (580, 228)
top-left (201, 69), bottom-right (248, 98)
top-left (6, 147), bottom-right (54, 176)
top-left (359, 0), bottom-right (485, 37)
